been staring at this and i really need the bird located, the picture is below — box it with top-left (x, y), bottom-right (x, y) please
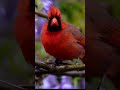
top-left (41, 6), bottom-right (85, 64)
top-left (85, 0), bottom-right (120, 89)
top-left (14, 0), bottom-right (34, 66)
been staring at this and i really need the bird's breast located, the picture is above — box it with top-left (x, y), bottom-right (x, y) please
top-left (41, 31), bottom-right (81, 60)
top-left (41, 31), bottom-right (63, 53)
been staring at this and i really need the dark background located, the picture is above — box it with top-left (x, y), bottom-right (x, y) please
top-left (0, 0), bottom-right (34, 88)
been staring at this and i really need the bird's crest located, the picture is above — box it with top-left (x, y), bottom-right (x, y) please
top-left (48, 6), bottom-right (61, 19)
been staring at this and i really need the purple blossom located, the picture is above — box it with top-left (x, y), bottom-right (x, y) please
top-left (61, 84), bottom-right (73, 89)
top-left (39, 75), bottom-right (85, 89)
top-left (80, 78), bottom-right (85, 89)
top-left (41, 0), bottom-right (53, 13)
top-left (35, 0), bottom-right (54, 41)
top-left (41, 75), bottom-right (60, 89)
top-left (61, 76), bottom-right (74, 89)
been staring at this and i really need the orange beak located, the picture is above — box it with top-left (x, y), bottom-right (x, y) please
top-left (50, 17), bottom-right (59, 26)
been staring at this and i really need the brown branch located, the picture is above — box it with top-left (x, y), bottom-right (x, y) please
top-left (62, 71), bottom-right (85, 77)
top-left (35, 60), bottom-right (85, 73)
top-left (35, 61), bottom-right (52, 71)
top-left (36, 69), bottom-right (85, 77)
top-left (35, 11), bottom-right (48, 19)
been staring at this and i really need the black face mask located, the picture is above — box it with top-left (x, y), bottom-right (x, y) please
top-left (48, 17), bottom-right (62, 32)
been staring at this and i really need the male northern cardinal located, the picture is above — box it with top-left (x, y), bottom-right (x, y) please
top-left (85, 0), bottom-right (120, 89)
top-left (41, 6), bottom-right (85, 62)
top-left (14, 0), bottom-right (34, 66)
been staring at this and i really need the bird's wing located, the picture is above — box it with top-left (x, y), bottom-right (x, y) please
top-left (65, 23), bottom-right (85, 46)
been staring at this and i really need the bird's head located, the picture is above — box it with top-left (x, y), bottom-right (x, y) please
top-left (48, 6), bottom-right (62, 32)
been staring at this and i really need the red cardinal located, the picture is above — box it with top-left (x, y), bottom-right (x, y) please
top-left (41, 6), bottom-right (85, 62)
top-left (14, 0), bottom-right (34, 66)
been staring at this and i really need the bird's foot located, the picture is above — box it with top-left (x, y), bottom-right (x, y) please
top-left (55, 59), bottom-right (73, 66)
top-left (46, 58), bottom-right (73, 66)
top-left (55, 59), bottom-right (63, 66)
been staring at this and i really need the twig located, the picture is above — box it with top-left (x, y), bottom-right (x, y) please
top-left (97, 73), bottom-right (107, 90)
top-left (63, 71), bottom-right (85, 77)
top-left (35, 61), bottom-right (52, 71)
top-left (35, 11), bottom-right (48, 19)
top-left (0, 80), bottom-right (25, 90)
top-left (35, 60), bottom-right (85, 73)
top-left (36, 69), bottom-right (85, 77)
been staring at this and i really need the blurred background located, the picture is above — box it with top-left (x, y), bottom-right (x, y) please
top-left (96, 0), bottom-right (120, 21)
top-left (86, 0), bottom-right (120, 90)
top-left (35, 0), bottom-right (85, 89)
top-left (0, 0), bottom-right (34, 89)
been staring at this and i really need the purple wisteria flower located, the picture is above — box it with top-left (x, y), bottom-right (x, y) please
top-left (41, 75), bottom-right (60, 89)
top-left (41, 0), bottom-right (53, 14)
top-left (80, 78), bottom-right (85, 89)
top-left (35, 0), bottom-right (54, 40)
top-left (41, 75), bottom-right (76, 89)
top-left (61, 76), bottom-right (74, 89)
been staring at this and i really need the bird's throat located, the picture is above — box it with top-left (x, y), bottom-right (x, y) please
top-left (48, 17), bottom-right (62, 32)
top-left (48, 26), bottom-right (61, 32)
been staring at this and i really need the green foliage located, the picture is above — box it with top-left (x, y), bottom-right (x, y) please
top-left (60, 0), bottom-right (85, 34)
top-left (73, 77), bottom-right (81, 87)
top-left (35, 42), bottom-right (49, 60)
top-left (35, 0), bottom-right (43, 12)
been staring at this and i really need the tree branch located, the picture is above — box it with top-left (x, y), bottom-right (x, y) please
top-left (35, 60), bottom-right (85, 73)
top-left (36, 69), bottom-right (85, 77)
top-left (35, 11), bottom-right (48, 19)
